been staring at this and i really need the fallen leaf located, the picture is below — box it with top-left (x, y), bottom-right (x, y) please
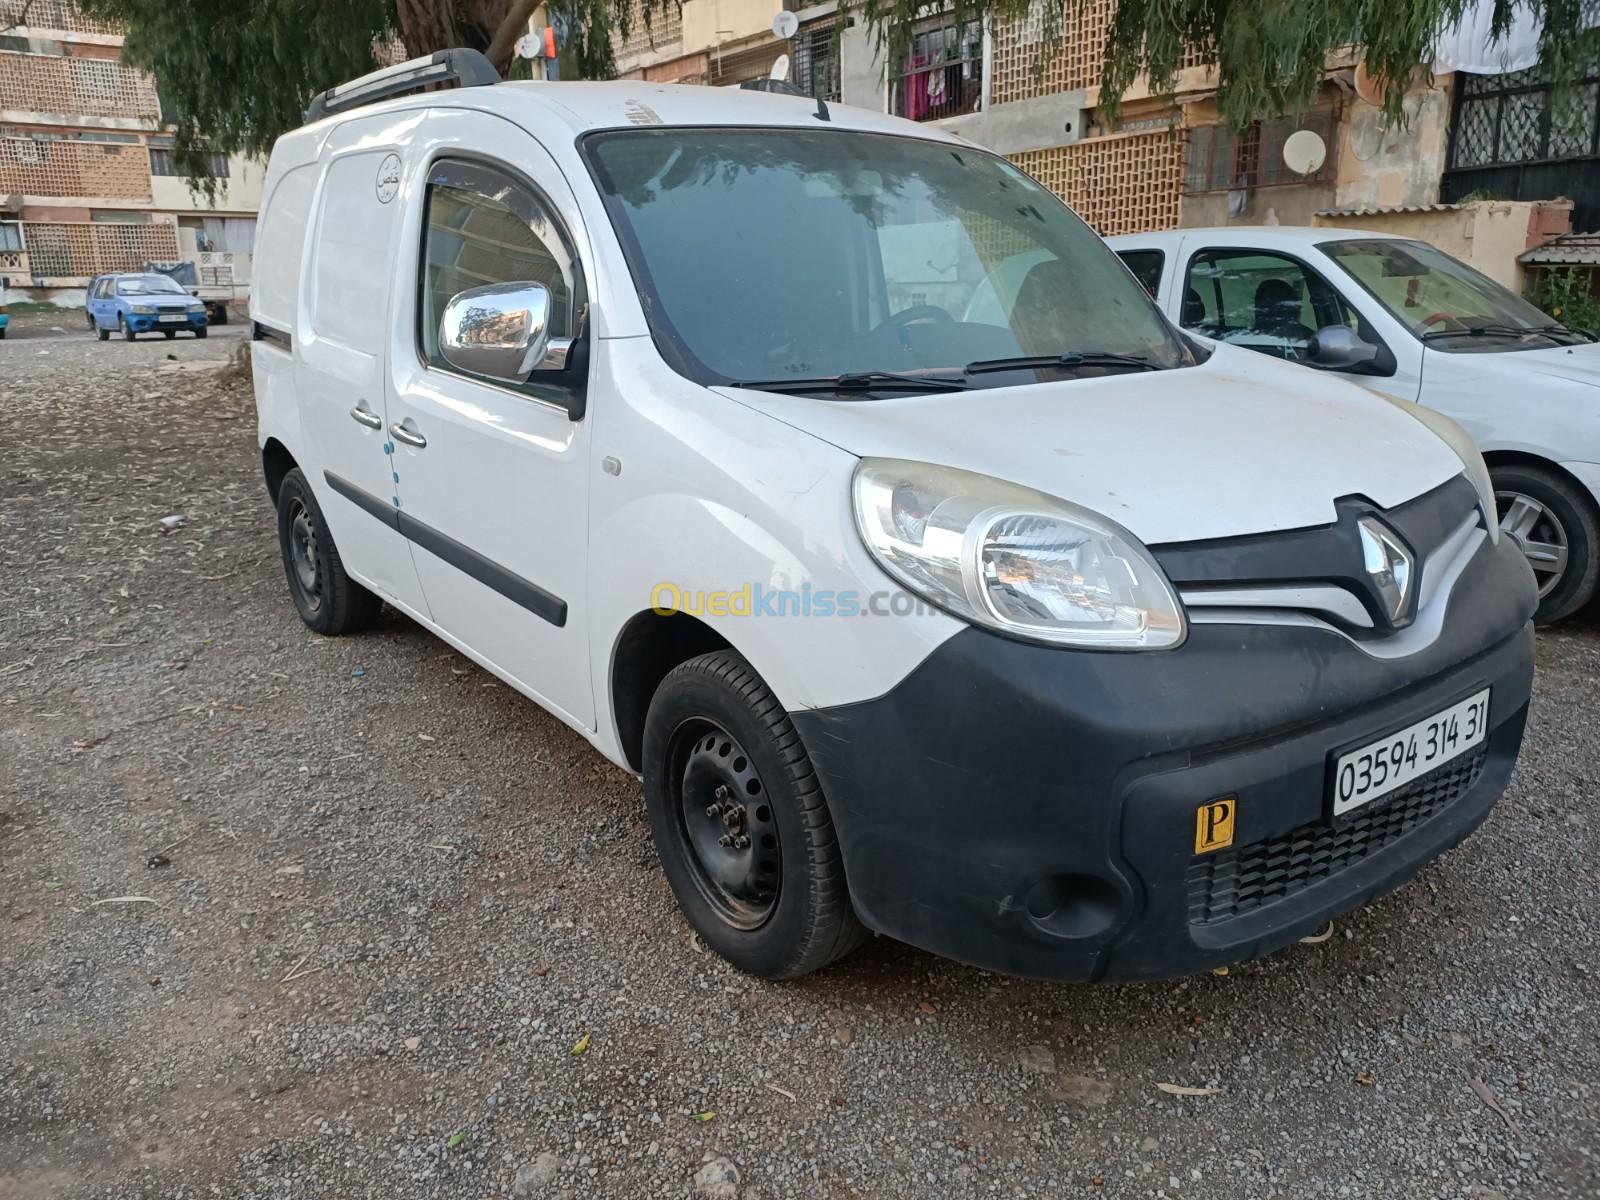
top-left (917, 1001), bottom-right (939, 1015)
top-left (417, 733), bottom-right (435, 743)
top-left (691, 1110), bottom-right (716, 1122)
top-left (1156, 1082), bottom-right (1223, 1097)
top-left (1468, 1074), bottom-right (1523, 1138)
top-left (403, 1037), bottom-right (421, 1052)
top-left (570, 1032), bottom-right (591, 1056)
top-left (91, 896), bottom-right (163, 907)
top-left (1299, 922), bottom-right (1336, 944)
top-left (1210, 967), bottom-right (1229, 976)
top-left (446, 1131), bottom-right (467, 1149)
top-left (1355, 1071), bottom-right (1375, 1086)
top-left (44, 881), bottom-right (63, 891)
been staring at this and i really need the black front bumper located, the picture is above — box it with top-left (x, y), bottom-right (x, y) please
top-left (791, 534), bottom-right (1536, 982)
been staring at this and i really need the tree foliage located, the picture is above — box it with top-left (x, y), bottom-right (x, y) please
top-left (73, 0), bottom-right (1600, 192)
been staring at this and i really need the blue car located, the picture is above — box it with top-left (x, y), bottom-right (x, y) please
top-left (87, 272), bottom-right (208, 341)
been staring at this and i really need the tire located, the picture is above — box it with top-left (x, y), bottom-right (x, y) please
top-left (120, 315), bottom-right (135, 342)
top-left (164, 330), bottom-right (176, 340)
top-left (195, 326), bottom-right (207, 339)
top-left (275, 467), bottom-right (382, 635)
top-left (85, 311), bottom-right (95, 330)
top-left (97, 326), bottom-right (109, 342)
top-left (211, 305), bottom-right (229, 326)
top-left (1492, 463), bottom-right (1600, 624)
top-left (642, 651), bottom-right (865, 979)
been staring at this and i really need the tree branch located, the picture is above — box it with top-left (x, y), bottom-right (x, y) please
top-left (485, 0), bottom-right (540, 74)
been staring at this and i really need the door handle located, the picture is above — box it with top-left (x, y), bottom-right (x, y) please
top-left (349, 405), bottom-right (382, 429)
top-left (389, 421), bottom-right (427, 449)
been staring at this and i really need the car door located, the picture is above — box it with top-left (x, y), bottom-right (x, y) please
top-left (90, 278), bottom-right (115, 328)
top-left (383, 111), bottom-right (595, 730)
top-left (292, 113), bottom-right (432, 616)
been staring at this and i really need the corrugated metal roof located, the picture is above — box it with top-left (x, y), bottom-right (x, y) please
top-left (1314, 203), bottom-right (1465, 218)
top-left (1521, 233), bottom-right (1600, 265)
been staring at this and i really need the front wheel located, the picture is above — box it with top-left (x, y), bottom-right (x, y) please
top-left (120, 315), bottom-right (135, 342)
top-left (275, 468), bottom-right (382, 635)
top-left (642, 651), bottom-right (865, 979)
top-left (1493, 463), bottom-right (1600, 624)
top-left (195, 326), bottom-right (207, 339)
top-left (163, 329), bottom-right (176, 340)
top-left (97, 326), bottom-right (109, 342)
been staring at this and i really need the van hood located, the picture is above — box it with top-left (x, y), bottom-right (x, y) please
top-left (716, 343), bottom-right (1465, 546)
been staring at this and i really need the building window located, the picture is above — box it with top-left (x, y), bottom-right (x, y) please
top-left (69, 58), bottom-right (122, 101)
top-left (1451, 66), bottom-right (1600, 168)
top-left (790, 18), bottom-right (841, 103)
top-left (891, 14), bottom-right (983, 122)
top-left (148, 143), bottom-right (230, 178)
top-left (0, 222), bottom-right (23, 252)
top-left (1184, 111), bottom-right (1336, 193)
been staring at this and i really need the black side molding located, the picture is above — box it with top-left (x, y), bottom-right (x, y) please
top-left (324, 471), bottom-right (400, 532)
top-left (321, 471), bottom-right (567, 628)
top-left (253, 321), bottom-right (292, 351)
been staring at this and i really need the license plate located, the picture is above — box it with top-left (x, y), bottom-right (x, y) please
top-left (1331, 689), bottom-right (1490, 817)
top-left (158, 314), bottom-right (186, 323)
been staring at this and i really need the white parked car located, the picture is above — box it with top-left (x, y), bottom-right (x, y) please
top-left (252, 52), bottom-right (1537, 982)
top-left (1107, 226), bottom-right (1600, 623)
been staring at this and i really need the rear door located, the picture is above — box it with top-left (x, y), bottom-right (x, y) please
top-left (293, 113), bottom-right (431, 615)
top-left (382, 110), bottom-right (595, 729)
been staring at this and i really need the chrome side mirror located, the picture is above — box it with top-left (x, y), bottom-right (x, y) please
top-left (439, 282), bottom-right (571, 384)
top-left (1307, 324), bottom-right (1379, 371)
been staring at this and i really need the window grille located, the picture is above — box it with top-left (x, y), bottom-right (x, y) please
top-left (1185, 110), bottom-right (1337, 193)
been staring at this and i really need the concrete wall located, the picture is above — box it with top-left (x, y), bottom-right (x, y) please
top-left (1332, 75), bottom-right (1453, 212)
top-left (682, 0), bottom-right (782, 54)
top-left (838, 12), bottom-right (887, 111)
top-left (150, 154), bottom-right (265, 215)
top-left (1181, 182), bottom-right (1337, 228)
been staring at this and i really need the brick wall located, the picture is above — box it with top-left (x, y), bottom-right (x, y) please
top-left (614, 0), bottom-right (684, 67)
top-left (1010, 129), bottom-right (1184, 236)
top-left (0, 52), bottom-right (159, 119)
top-left (20, 219), bottom-right (177, 278)
top-left (0, 135), bottom-right (151, 199)
top-left (991, 0), bottom-right (1207, 106)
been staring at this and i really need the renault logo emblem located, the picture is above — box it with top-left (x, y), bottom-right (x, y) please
top-left (1358, 517), bottom-right (1413, 623)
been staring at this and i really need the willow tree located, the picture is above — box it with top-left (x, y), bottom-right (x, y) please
top-left (71, 0), bottom-right (1600, 189)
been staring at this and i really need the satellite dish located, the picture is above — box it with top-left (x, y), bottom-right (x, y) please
top-left (770, 53), bottom-right (791, 82)
top-left (1283, 129), bottom-right (1328, 176)
top-left (772, 10), bottom-right (798, 39)
top-left (1353, 59), bottom-right (1386, 107)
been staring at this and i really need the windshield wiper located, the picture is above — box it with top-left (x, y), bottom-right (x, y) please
top-left (1420, 322), bottom-right (1583, 345)
top-left (731, 370), bottom-right (970, 394)
top-left (963, 350), bottom-right (1156, 375)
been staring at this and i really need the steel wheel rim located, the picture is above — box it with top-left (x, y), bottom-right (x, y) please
top-left (1496, 489), bottom-right (1569, 599)
top-left (287, 498), bottom-right (322, 608)
top-left (670, 720), bottom-right (781, 930)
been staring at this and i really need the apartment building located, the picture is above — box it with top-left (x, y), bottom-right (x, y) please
top-left (612, 0), bottom-right (1594, 279)
top-left (0, 0), bottom-right (260, 307)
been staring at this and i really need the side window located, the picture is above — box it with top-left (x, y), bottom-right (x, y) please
top-left (1184, 249), bottom-right (1367, 362)
top-left (418, 158), bottom-right (581, 400)
top-left (1116, 249), bottom-right (1164, 299)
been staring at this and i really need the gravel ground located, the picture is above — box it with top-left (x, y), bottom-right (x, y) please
top-left (2, 309), bottom-right (1597, 1200)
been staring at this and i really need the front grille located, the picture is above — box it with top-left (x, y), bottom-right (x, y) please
top-left (1186, 746), bottom-right (1488, 927)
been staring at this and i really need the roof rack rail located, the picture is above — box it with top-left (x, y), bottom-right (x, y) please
top-left (304, 48), bottom-right (499, 124)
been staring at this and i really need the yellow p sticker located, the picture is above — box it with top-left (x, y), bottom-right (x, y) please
top-left (1195, 797), bottom-right (1237, 853)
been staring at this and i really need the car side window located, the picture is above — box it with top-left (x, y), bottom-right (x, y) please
top-left (1116, 249), bottom-right (1164, 299)
top-left (417, 157), bottom-right (582, 402)
top-left (1184, 249), bottom-right (1368, 363)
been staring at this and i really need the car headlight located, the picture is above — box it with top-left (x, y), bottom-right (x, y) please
top-left (1374, 394), bottom-right (1499, 544)
top-left (852, 459), bottom-right (1185, 649)
top-left (188, 303), bottom-right (206, 314)
top-left (131, 304), bottom-right (155, 315)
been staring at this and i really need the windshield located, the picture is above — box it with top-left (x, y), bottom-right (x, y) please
top-left (1321, 238), bottom-right (1581, 353)
top-left (116, 274), bottom-right (188, 296)
top-left (582, 128), bottom-right (1189, 389)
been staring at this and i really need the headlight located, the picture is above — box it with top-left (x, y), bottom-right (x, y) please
top-left (1375, 395), bottom-right (1499, 543)
top-left (131, 304), bottom-right (155, 314)
top-left (852, 459), bottom-right (1185, 649)
top-left (188, 303), bottom-right (206, 314)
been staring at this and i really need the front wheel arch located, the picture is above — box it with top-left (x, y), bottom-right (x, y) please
top-left (1482, 451), bottom-right (1600, 623)
top-left (610, 610), bottom-right (732, 773)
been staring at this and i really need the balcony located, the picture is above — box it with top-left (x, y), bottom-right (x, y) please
top-left (0, 52), bottom-right (159, 121)
top-left (0, 136), bottom-right (152, 200)
top-left (16, 219), bottom-right (178, 280)
top-left (892, 54), bottom-right (983, 122)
